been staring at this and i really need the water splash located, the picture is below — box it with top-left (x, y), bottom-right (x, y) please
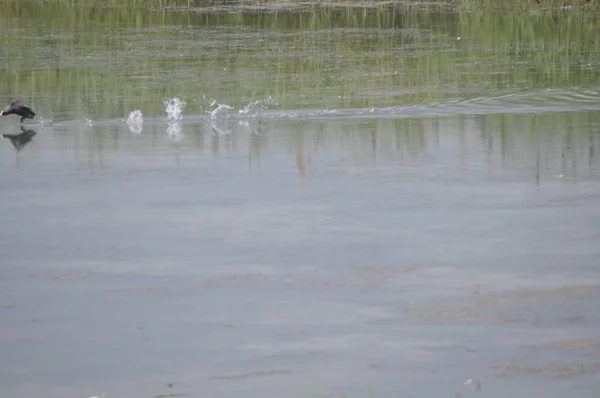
top-left (239, 119), bottom-right (268, 135)
top-left (238, 96), bottom-right (276, 117)
top-left (237, 97), bottom-right (276, 135)
top-left (200, 96), bottom-right (232, 135)
top-left (164, 97), bottom-right (186, 121)
top-left (36, 115), bottom-right (53, 127)
top-left (164, 97), bottom-right (186, 140)
top-left (210, 103), bottom-right (233, 119)
top-left (208, 104), bottom-right (232, 135)
top-left (125, 110), bottom-right (143, 134)
top-left (200, 96), bottom-right (276, 135)
top-left (166, 122), bottom-right (184, 142)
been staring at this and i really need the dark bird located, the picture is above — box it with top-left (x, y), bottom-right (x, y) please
top-left (0, 100), bottom-right (36, 123)
top-left (2, 127), bottom-right (37, 151)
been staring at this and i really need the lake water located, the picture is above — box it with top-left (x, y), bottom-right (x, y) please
top-left (1, 2), bottom-right (600, 398)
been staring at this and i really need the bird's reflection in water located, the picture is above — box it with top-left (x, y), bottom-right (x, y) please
top-left (2, 126), bottom-right (37, 151)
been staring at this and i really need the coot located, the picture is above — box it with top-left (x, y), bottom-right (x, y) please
top-left (0, 100), bottom-right (36, 123)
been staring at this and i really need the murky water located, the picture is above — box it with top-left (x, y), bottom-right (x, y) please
top-left (1, 2), bottom-right (600, 398)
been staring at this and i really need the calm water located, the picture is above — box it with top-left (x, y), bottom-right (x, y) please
top-left (1, 2), bottom-right (600, 398)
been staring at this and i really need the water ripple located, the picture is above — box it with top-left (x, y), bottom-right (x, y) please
top-left (42, 88), bottom-right (600, 130)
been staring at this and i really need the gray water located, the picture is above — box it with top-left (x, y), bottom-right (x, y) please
top-left (1, 3), bottom-right (600, 398)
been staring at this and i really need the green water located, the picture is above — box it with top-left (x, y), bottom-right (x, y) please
top-left (1, 2), bottom-right (599, 118)
top-left (1, 2), bottom-right (600, 398)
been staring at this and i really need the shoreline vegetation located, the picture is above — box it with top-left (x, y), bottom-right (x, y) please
top-left (1, 0), bottom-right (598, 118)
top-left (0, 0), bottom-right (597, 11)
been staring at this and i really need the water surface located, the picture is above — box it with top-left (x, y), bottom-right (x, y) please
top-left (1, 2), bottom-right (600, 398)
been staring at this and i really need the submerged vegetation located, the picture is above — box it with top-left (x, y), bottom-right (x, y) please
top-left (0, 0), bottom-right (597, 9)
top-left (1, 0), bottom-right (597, 175)
top-left (1, 0), bottom-right (598, 120)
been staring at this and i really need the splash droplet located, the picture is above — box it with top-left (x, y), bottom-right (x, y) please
top-left (164, 97), bottom-right (186, 121)
top-left (126, 110), bottom-right (143, 134)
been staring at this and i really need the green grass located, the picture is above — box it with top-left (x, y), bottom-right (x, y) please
top-left (0, 0), bottom-right (596, 11)
top-left (0, 1), bottom-right (599, 119)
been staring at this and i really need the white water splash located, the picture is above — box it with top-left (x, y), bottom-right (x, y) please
top-left (164, 97), bottom-right (186, 121)
top-left (208, 104), bottom-right (232, 135)
top-left (125, 110), bottom-right (143, 134)
top-left (210, 103), bottom-right (233, 119)
top-left (200, 96), bottom-right (233, 135)
top-left (36, 115), bottom-right (53, 127)
top-left (200, 96), bottom-right (276, 135)
top-left (238, 96), bottom-right (276, 117)
top-left (164, 97), bottom-right (186, 140)
top-left (237, 97), bottom-right (276, 135)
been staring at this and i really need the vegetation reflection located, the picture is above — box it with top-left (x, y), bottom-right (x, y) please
top-left (0, 2), bottom-right (599, 118)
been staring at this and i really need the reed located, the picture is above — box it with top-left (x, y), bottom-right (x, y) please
top-left (0, 1), bottom-right (598, 120)
top-left (0, 0), bottom-right (594, 11)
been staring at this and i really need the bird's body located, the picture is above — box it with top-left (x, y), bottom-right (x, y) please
top-left (0, 100), bottom-right (36, 123)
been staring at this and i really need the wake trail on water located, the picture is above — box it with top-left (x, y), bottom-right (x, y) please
top-left (9, 88), bottom-right (600, 134)
top-left (117, 88), bottom-right (600, 136)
